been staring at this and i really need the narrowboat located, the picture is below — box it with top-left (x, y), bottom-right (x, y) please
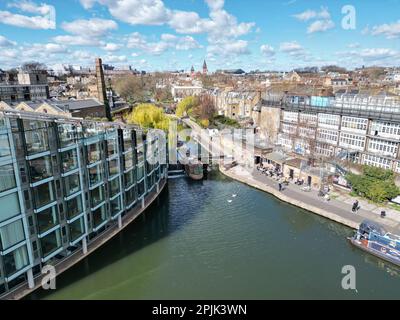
top-left (184, 158), bottom-right (204, 180)
top-left (349, 220), bottom-right (400, 267)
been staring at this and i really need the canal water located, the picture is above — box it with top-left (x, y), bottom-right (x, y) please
top-left (29, 171), bottom-right (400, 300)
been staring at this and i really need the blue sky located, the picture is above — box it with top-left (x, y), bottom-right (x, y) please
top-left (0, 0), bottom-right (399, 72)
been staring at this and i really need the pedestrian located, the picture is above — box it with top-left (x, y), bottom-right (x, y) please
top-left (278, 182), bottom-right (282, 192)
top-left (381, 210), bottom-right (386, 218)
top-left (352, 200), bottom-right (359, 213)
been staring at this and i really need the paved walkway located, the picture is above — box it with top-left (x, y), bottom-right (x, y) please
top-left (222, 165), bottom-right (400, 234)
top-left (182, 117), bottom-right (400, 234)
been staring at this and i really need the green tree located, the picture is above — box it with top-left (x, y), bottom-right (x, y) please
top-left (346, 165), bottom-right (400, 203)
top-left (176, 96), bottom-right (199, 117)
top-left (127, 103), bottom-right (169, 131)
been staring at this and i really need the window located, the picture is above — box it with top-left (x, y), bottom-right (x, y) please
top-left (125, 169), bottom-right (135, 188)
top-left (69, 217), bottom-right (85, 242)
top-left (61, 148), bottom-right (79, 173)
top-left (136, 131), bottom-right (143, 146)
top-left (66, 195), bottom-right (83, 220)
top-left (0, 164), bottom-right (16, 193)
top-left (110, 196), bottom-right (121, 215)
top-left (107, 138), bottom-right (117, 158)
top-left (109, 178), bottom-right (120, 197)
top-left (89, 164), bottom-right (103, 186)
top-left (29, 156), bottom-right (52, 183)
top-left (24, 122), bottom-right (49, 155)
top-left (0, 192), bottom-right (21, 223)
top-left (58, 123), bottom-right (77, 148)
top-left (3, 245), bottom-right (29, 277)
top-left (36, 205), bottom-right (59, 234)
top-left (124, 151), bottom-right (134, 169)
top-left (108, 159), bottom-right (119, 178)
top-left (40, 229), bottom-right (62, 257)
top-left (92, 205), bottom-right (106, 228)
top-left (123, 130), bottom-right (133, 152)
top-left (64, 173), bottom-right (80, 196)
top-left (33, 181), bottom-right (55, 209)
top-left (0, 134), bottom-right (11, 158)
top-left (0, 220), bottom-right (25, 251)
top-left (90, 185), bottom-right (104, 208)
top-left (87, 143), bottom-right (101, 164)
top-left (137, 164), bottom-right (144, 181)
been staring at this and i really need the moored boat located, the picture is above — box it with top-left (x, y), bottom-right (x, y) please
top-left (184, 158), bottom-right (204, 180)
top-left (349, 220), bottom-right (400, 267)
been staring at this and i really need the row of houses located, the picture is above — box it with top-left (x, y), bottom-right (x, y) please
top-left (259, 92), bottom-right (400, 173)
top-left (0, 99), bottom-right (107, 119)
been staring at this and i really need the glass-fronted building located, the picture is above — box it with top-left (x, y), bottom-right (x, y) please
top-left (0, 110), bottom-right (167, 298)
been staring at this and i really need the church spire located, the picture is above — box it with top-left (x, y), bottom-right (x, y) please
top-left (203, 60), bottom-right (208, 74)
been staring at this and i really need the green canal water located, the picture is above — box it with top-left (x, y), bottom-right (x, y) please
top-left (29, 172), bottom-right (400, 299)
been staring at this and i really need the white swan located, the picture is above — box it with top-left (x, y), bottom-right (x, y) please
top-left (227, 200), bottom-right (233, 203)
top-left (232, 194), bottom-right (237, 198)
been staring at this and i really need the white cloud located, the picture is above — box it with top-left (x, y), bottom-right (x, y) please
top-left (348, 42), bottom-right (360, 48)
top-left (371, 21), bottom-right (400, 39)
top-left (260, 44), bottom-right (275, 57)
top-left (280, 41), bottom-right (303, 53)
top-left (61, 18), bottom-right (118, 37)
top-left (0, 35), bottom-right (17, 47)
top-left (307, 19), bottom-right (335, 33)
top-left (53, 35), bottom-right (101, 46)
top-left (0, 1), bottom-right (55, 29)
top-left (79, 0), bottom-right (255, 58)
top-left (208, 39), bottom-right (250, 56)
top-left (127, 32), bottom-right (201, 55)
top-left (103, 55), bottom-right (127, 63)
top-left (293, 7), bottom-right (334, 34)
top-left (103, 43), bottom-right (122, 51)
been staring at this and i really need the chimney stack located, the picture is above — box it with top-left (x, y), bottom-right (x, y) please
top-left (95, 58), bottom-right (112, 121)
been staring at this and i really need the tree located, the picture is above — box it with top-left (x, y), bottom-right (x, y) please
top-left (127, 103), bottom-right (169, 131)
top-left (175, 96), bottom-right (199, 117)
top-left (346, 165), bottom-right (400, 203)
top-left (21, 62), bottom-right (47, 71)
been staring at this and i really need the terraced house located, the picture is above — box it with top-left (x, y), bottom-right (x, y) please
top-left (0, 110), bottom-right (167, 298)
top-left (262, 92), bottom-right (400, 172)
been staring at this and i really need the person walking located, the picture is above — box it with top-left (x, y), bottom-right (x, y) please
top-left (278, 182), bottom-right (282, 192)
top-left (352, 200), bottom-right (359, 213)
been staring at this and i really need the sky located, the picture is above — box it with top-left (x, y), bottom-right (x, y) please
top-left (0, 0), bottom-right (400, 72)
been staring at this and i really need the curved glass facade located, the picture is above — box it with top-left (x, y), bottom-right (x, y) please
top-left (0, 112), bottom-right (167, 297)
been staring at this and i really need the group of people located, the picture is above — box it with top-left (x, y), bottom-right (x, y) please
top-left (257, 165), bottom-right (283, 179)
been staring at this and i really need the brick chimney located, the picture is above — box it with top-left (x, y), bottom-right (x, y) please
top-left (95, 58), bottom-right (112, 121)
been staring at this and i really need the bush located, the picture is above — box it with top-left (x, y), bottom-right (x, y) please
top-left (127, 103), bottom-right (169, 131)
top-left (346, 165), bottom-right (400, 203)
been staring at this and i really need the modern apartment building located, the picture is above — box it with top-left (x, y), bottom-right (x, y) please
top-left (262, 93), bottom-right (400, 172)
top-left (0, 110), bottom-right (167, 298)
top-left (0, 84), bottom-right (49, 103)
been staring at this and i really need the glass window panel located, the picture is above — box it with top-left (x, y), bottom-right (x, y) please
top-left (69, 217), bottom-right (84, 242)
top-left (92, 205), bottom-right (106, 228)
top-left (125, 169), bottom-right (135, 188)
top-left (136, 131), bottom-right (143, 145)
top-left (0, 164), bottom-right (16, 193)
top-left (0, 220), bottom-right (25, 251)
top-left (87, 142), bottom-right (101, 164)
top-left (124, 152), bottom-right (134, 169)
top-left (25, 128), bottom-right (49, 155)
top-left (89, 164), bottom-right (103, 186)
top-left (0, 192), bottom-right (21, 222)
top-left (66, 195), bottom-right (83, 220)
top-left (123, 130), bottom-right (132, 151)
top-left (110, 196), bottom-right (121, 215)
top-left (137, 165), bottom-right (144, 181)
top-left (61, 148), bottom-right (79, 173)
top-left (33, 181), bottom-right (55, 209)
top-left (58, 123), bottom-right (77, 148)
top-left (108, 159), bottom-right (119, 178)
top-left (109, 178), bottom-right (120, 197)
top-left (64, 173), bottom-right (80, 196)
top-left (36, 205), bottom-right (59, 234)
top-left (90, 185), bottom-right (104, 208)
top-left (3, 245), bottom-right (29, 277)
top-left (107, 138), bottom-right (117, 158)
top-left (0, 134), bottom-right (11, 158)
top-left (40, 229), bottom-right (61, 257)
top-left (125, 188), bottom-right (136, 206)
top-left (29, 155), bottom-right (52, 183)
